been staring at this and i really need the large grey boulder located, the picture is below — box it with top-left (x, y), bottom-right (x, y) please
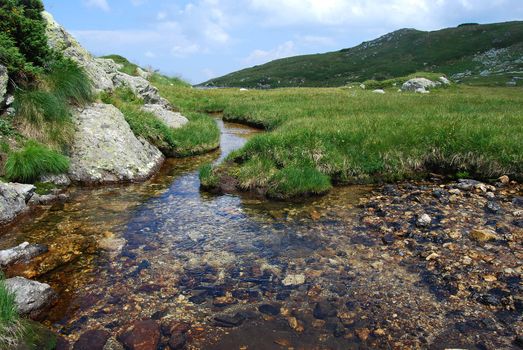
top-left (0, 183), bottom-right (36, 225)
top-left (4, 277), bottom-right (56, 317)
top-left (142, 104), bottom-right (188, 129)
top-left (43, 12), bottom-right (115, 91)
top-left (0, 242), bottom-right (47, 268)
top-left (68, 103), bottom-right (164, 184)
top-left (0, 64), bottom-right (7, 106)
top-left (401, 78), bottom-right (437, 92)
top-left (113, 73), bottom-right (169, 106)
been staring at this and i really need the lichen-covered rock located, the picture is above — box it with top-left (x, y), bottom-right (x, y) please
top-left (141, 104), bottom-right (188, 129)
top-left (0, 64), bottom-right (7, 106)
top-left (68, 103), bottom-right (164, 184)
top-left (4, 277), bottom-right (57, 317)
top-left (43, 12), bottom-right (114, 91)
top-left (401, 78), bottom-right (437, 92)
top-left (113, 73), bottom-right (169, 106)
top-left (39, 174), bottom-right (71, 187)
top-left (136, 67), bottom-right (152, 80)
top-left (0, 183), bottom-right (36, 225)
top-left (0, 242), bottom-right (47, 268)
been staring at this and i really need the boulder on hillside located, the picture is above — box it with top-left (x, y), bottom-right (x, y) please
top-left (68, 103), bottom-right (164, 184)
top-left (401, 78), bottom-right (437, 92)
top-left (43, 12), bottom-right (116, 92)
top-left (113, 73), bottom-right (169, 107)
top-left (0, 183), bottom-right (36, 225)
top-left (136, 67), bottom-right (152, 80)
top-left (141, 104), bottom-right (188, 129)
top-left (438, 76), bottom-right (451, 85)
top-left (0, 64), bottom-right (7, 106)
top-left (4, 276), bottom-right (57, 318)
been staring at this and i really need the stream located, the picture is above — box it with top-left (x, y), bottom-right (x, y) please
top-left (1, 119), bottom-right (520, 349)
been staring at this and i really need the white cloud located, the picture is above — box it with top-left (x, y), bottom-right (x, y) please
top-left (243, 41), bottom-right (296, 66)
top-left (83, 0), bottom-right (110, 12)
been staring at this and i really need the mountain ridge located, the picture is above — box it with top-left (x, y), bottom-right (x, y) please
top-left (201, 21), bottom-right (523, 88)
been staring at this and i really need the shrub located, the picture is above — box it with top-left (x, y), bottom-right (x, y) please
top-left (5, 141), bottom-right (70, 183)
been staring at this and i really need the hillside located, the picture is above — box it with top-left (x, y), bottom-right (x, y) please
top-left (201, 21), bottom-right (523, 88)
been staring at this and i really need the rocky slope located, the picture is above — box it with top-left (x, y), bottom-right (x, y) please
top-left (202, 21), bottom-right (523, 88)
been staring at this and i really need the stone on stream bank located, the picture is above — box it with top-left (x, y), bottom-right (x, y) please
top-left (4, 277), bottom-right (57, 318)
top-left (0, 183), bottom-right (35, 225)
top-left (68, 103), bottom-right (164, 184)
top-left (0, 242), bottom-right (47, 268)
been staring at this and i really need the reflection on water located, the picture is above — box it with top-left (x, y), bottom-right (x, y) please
top-left (0, 119), bottom-right (509, 349)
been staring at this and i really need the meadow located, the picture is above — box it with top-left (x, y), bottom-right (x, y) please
top-left (151, 84), bottom-right (523, 199)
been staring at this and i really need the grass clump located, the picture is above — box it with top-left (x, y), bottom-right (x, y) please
top-left (267, 166), bottom-right (332, 199)
top-left (4, 141), bottom-right (69, 183)
top-left (199, 163), bottom-right (219, 189)
top-left (0, 274), bottom-right (25, 349)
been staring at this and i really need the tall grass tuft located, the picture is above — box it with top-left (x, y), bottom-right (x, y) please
top-left (0, 274), bottom-right (25, 349)
top-left (5, 141), bottom-right (70, 183)
top-left (46, 59), bottom-right (93, 105)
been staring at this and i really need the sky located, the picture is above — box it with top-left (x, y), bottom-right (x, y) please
top-left (41, 0), bottom-right (523, 84)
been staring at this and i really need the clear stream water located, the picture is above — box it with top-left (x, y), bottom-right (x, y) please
top-left (0, 119), bottom-right (502, 349)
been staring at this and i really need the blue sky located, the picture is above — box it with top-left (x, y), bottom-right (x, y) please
top-left (42, 0), bottom-right (523, 84)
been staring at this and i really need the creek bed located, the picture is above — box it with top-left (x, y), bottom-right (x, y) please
top-left (1, 119), bottom-right (522, 349)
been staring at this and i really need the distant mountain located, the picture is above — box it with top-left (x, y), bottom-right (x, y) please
top-left (201, 21), bottom-right (523, 88)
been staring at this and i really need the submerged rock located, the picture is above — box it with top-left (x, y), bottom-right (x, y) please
top-left (0, 183), bottom-right (35, 225)
top-left (0, 242), bottom-right (47, 268)
top-left (118, 319), bottom-right (160, 350)
top-left (282, 274), bottom-right (305, 286)
top-left (74, 330), bottom-right (110, 350)
top-left (68, 103), bottom-right (164, 184)
top-left (470, 228), bottom-right (498, 242)
top-left (313, 301), bottom-right (337, 319)
top-left (4, 277), bottom-right (57, 318)
top-left (141, 104), bottom-right (188, 129)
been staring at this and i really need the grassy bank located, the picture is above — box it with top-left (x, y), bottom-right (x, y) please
top-left (192, 85), bottom-right (522, 199)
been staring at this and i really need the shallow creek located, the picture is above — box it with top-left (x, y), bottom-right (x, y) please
top-left (1, 119), bottom-right (521, 349)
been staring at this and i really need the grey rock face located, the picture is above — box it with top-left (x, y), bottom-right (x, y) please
top-left (0, 242), bottom-right (47, 268)
top-left (142, 104), bottom-right (189, 129)
top-left (39, 174), bottom-right (71, 187)
top-left (0, 183), bottom-right (36, 225)
top-left (43, 12), bottom-right (114, 91)
top-left (136, 67), bottom-right (152, 80)
top-left (68, 103), bottom-right (164, 184)
top-left (4, 277), bottom-right (57, 316)
top-left (113, 73), bottom-right (169, 106)
top-left (0, 64), bottom-right (7, 106)
top-left (401, 78), bottom-right (437, 92)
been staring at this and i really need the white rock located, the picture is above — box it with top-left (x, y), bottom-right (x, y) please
top-left (372, 89), bottom-right (385, 94)
top-left (439, 76), bottom-right (451, 85)
top-left (68, 103), bottom-right (164, 184)
top-left (0, 242), bottom-right (47, 267)
top-left (239, 88), bottom-right (248, 91)
top-left (0, 183), bottom-right (36, 225)
top-left (282, 274), bottom-right (306, 286)
top-left (402, 78), bottom-right (437, 92)
top-left (136, 67), bottom-right (152, 80)
top-left (141, 104), bottom-right (189, 129)
top-left (417, 214), bottom-right (432, 227)
top-left (360, 84), bottom-right (366, 89)
top-left (4, 277), bottom-right (56, 316)
top-left (415, 88), bottom-right (430, 94)
top-left (113, 73), bottom-right (169, 106)
top-left (0, 64), bottom-right (7, 105)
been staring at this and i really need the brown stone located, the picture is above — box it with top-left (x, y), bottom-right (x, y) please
top-left (355, 328), bottom-right (370, 341)
top-left (118, 320), bottom-right (160, 350)
top-left (470, 228), bottom-right (498, 242)
top-left (73, 330), bottom-right (110, 350)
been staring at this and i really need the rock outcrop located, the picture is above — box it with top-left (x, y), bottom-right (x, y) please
top-left (0, 64), bottom-right (7, 106)
top-left (4, 276), bottom-right (57, 317)
top-left (113, 73), bottom-right (169, 106)
top-left (142, 104), bottom-right (188, 129)
top-left (68, 103), bottom-right (164, 184)
top-left (0, 183), bottom-right (36, 225)
top-left (401, 78), bottom-right (437, 92)
top-left (43, 12), bottom-right (115, 91)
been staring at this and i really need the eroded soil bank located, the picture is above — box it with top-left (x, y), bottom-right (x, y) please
top-left (0, 119), bottom-right (521, 349)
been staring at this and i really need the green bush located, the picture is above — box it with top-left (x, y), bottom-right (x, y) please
top-left (0, 273), bottom-right (25, 348)
top-left (5, 141), bottom-right (70, 183)
top-left (0, 0), bottom-right (51, 70)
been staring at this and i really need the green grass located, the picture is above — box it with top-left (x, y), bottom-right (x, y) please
top-left (0, 274), bottom-right (25, 349)
top-left (199, 163), bottom-right (219, 189)
top-left (4, 141), bottom-right (70, 183)
top-left (202, 21), bottom-right (523, 88)
top-left (184, 85), bottom-right (523, 199)
top-left (101, 87), bottom-right (219, 156)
